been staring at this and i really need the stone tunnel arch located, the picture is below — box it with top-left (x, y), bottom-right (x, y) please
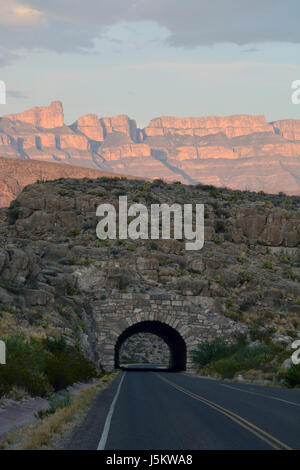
top-left (114, 321), bottom-right (187, 371)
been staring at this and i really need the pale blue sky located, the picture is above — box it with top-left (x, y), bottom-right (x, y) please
top-left (0, 1), bottom-right (300, 127)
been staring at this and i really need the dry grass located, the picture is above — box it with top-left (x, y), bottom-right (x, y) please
top-left (0, 372), bottom-right (118, 450)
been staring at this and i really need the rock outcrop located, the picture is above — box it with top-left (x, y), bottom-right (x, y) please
top-left (74, 114), bottom-right (104, 142)
top-left (3, 101), bottom-right (64, 129)
top-left (100, 115), bottom-right (138, 141)
top-left (272, 119), bottom-right (300, 141)
top-left (145, 115), bottom-right (274, 138)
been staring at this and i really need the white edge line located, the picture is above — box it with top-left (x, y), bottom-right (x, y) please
top-left (221, 383), bottom-right (300, 407)
top-left (97, 372), bottom-right (126, 450)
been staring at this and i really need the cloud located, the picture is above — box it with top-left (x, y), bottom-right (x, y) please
top-left (0, 47), bottom-right (20, 68)
top-left (0, 0), bottom-right (300, 63)
top-left (120, 61), bottom-right (300, 72)
top-left (133, 0), bottom-right (300, 47)
top-left (7, 89), bottom-right (29, 99)
top-left (0, 1), bottom-right (45, 26)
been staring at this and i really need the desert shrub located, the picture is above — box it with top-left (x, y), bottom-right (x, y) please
top-left (279, 252), bottom-right (290, 264)
top-left (58, 189), bottom-right (68, 196)
top-left (239, 297), bottom-right (256, 311)
top-left (66, 283), bottom-right (79, 296)
top-left (239, 270), bottom-right (253, 282)
top-left (192, 336), bottom-right (277, 380)
top-left (214, 220), bottom-right (226, 233)
top-left (265, 200), bottom-right (273, 209)
top-left (127, 244), bottom-right (136, 252)
top-left (37, 392), bottom-right (73, 419)
top-left (191, 339), bottom-right (239, 368)
top-left (211, 235), bottom-right (222, 244)
top-left (44, 343), bottom-right (97, 392)
top-left (2, 305), bottom-right (20, 314)
top-left (283, 268), bottom-right (295, 280)
top-left (282, 364), bottom-right (300, 388)
top-left (152, 179), bottom-right (165, 188)
top-left (149, 241), bottom-right (158, 250)
top-left (213, 344), bottom-right (276, 379)
top-left (0, 335), bottom-right (52, 397)
top-left (213, 357), bottom-right (240, 379)
top-left (248, 319), bottom-right (273, 342)
top-left (262, 259), bottom-right (273, 270)
top-left (0, 335), bottom-right (97, 398)
top-left (8, 200), bottom-right (21, 224)
top-left (224, 310), bottom-right (241, 322)
top-left (68, 229), bottom-right (80, 237)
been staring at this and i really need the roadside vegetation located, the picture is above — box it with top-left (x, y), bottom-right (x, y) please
top-left (0, 335), bottom-right (98, 399)
top-left (191, 337), bottom-right (300, 388)
top-left (0, 372), bottom-right (118, 450)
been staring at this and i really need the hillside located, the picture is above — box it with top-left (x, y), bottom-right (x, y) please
top-left (0, 177), bottom-right (299, 393)
top-left (1, 102), bottom-right (300, 196)
top-left (0, 157), bottom-right (141, 207)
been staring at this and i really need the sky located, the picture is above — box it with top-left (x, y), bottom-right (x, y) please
top-left (0, 0), bottom-right (300, 127)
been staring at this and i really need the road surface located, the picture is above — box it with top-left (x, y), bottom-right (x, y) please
top-left (67, 366), bottom-right (300, 450)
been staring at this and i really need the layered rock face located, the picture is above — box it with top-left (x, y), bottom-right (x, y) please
top-left (100, 115), bottom-right (138, 140)
top-left (75, 114), bottom-right (104, 142)
top-left (4, 101), bottom-right (64, 129)
top-left (1, 101), bottom-right (300, 202)
top-left (145, 115), bottom-right (274, 138)
top-left (272, 119), bottom-right (300, 141)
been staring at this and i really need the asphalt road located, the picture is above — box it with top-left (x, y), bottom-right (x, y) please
top-left (67, 366), bottom-right (300, 450)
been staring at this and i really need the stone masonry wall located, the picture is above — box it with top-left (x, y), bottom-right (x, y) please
top-left (91, 292), bottom-right (246, 371)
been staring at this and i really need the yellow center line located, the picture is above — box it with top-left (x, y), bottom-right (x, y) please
top-left (154, 373), bottom-right (292, 451)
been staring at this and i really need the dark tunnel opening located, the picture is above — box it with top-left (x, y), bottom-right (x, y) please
top-left (114, 321), bottom-right (187, 372)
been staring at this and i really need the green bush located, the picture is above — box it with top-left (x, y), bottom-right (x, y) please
top-left (127, 244), bottom-right (136, 252)
top-left (0, 335), bottom-right (52, 397)
top-left (66, 283), bottom-right (79, 296)
top-left (239, 270), bottom-right (253, 282)
top-left (282, 364), bottom-right (300, 388)
top-left (192, 337), bottom-right (277, 380)
top-left (45, 348), bottom-right (96, 391)
top-left (68, 229), bottom-right (80, 237)
top-left (279, 252), bottom-right (290, 263)
top-left (0, 335), bottom-right (98, 398)
top-left (36, 392), bottom-right (73, 419)
top-left (191, 339), bottom-right (239, 368)
top-left (44, 337), bottom-right (97, 391)
top-left (262, 259), bottom-right (273, 270)
top-left (213, 357), bottom-right (240, 379)
top-left (8, 200), bottom-right (21, 224)
top-left (213, 344), bottom-right (276, 379)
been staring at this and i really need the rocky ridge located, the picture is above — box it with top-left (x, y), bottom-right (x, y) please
top-left (0, 157), bottom-right (144, 208)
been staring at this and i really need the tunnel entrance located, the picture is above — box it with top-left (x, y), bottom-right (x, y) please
top-left (114, 321), bottom-right (187, 371)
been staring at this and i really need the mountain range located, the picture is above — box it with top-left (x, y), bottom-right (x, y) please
top-left (0, 100), bottom-right (300, 206)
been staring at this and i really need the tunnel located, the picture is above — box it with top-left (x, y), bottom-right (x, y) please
top-left (114, 320), bottom-right (187, 371)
